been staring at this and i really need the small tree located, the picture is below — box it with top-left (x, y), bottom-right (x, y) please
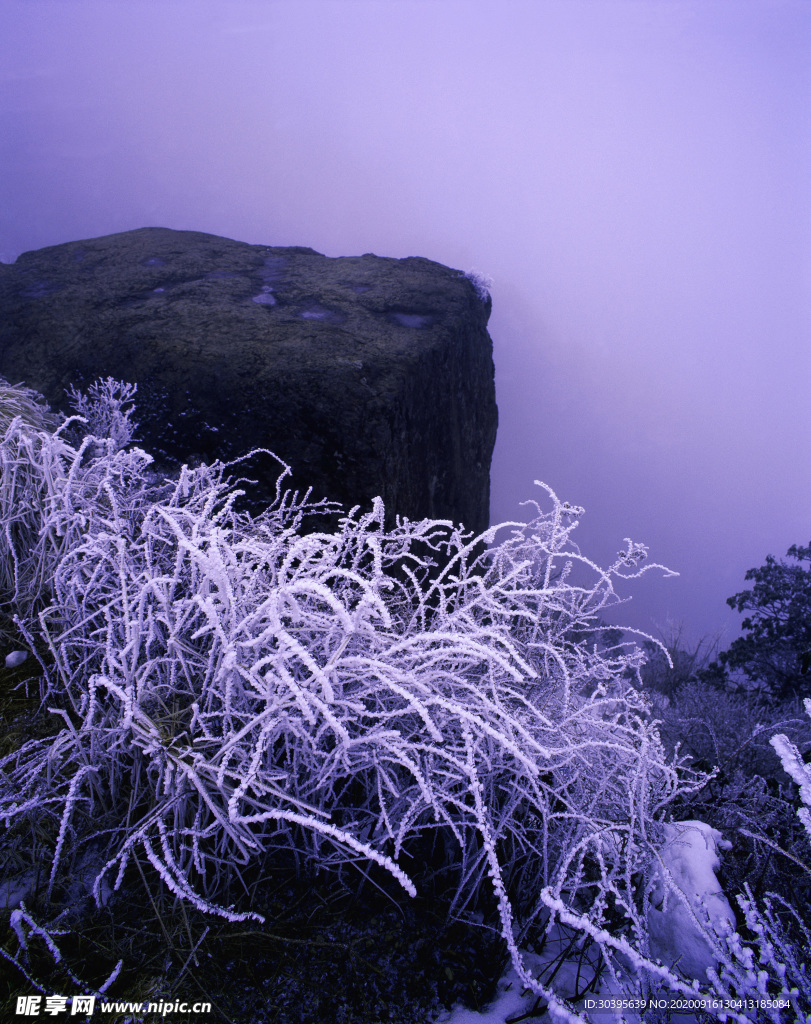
top-left (715, 544), bottom-right (811, 699)
top-left (638, 622), bottom-right (723, 700)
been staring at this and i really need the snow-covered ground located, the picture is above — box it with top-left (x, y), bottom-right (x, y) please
top-left (441, 821), bottom-right (736, 1024)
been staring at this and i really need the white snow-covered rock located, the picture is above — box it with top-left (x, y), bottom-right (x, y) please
top-left (648, 820), bottom-right (736, 982)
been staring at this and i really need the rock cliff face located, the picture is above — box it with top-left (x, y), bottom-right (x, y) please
top-left (0, 227), bottom-right (497, 532)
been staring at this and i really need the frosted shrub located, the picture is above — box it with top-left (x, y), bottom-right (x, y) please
top-left (0, 380), bottom-right (68, 612)
top-left (702, 699), bottom-right (811, 1021)
top-left (628, 703), bottom-right (810, 1019)
top-left (1, 379), bottom-right (757, 1019)
top-left (0, 378), bottom-right (61, 437)
top-left (0, 380), bottom-right (159, 619)
top-left (461, 269), bottom-right (494, 302)
top-left (65, 376), bottom-right (139, 453)
top-left (771, 698), bottom-right (811, 843)
top-left (707, 886), bottom-right (811, 1023)
top-left (0, 903), bottom-right (122, 999)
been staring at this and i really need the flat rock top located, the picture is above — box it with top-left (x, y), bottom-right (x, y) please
top-left (0, 226), bottom-right (493, 415)
top-left (0, 227), bottom-right (487, 369)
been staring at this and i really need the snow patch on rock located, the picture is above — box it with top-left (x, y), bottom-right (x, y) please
top-left (648, 820), bottom-right (736, 982)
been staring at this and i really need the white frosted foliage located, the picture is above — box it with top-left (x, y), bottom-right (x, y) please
top-left (11, 376), bottom-right (794, 1018)
top-left (771, 698), bottom-right (811, 842)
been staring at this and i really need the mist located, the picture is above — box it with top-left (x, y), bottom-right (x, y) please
top-left (1, 0), bottom-right (808, 646)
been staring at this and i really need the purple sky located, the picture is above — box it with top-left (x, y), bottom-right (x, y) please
top-left (1, 0), bottom-right (809, 647)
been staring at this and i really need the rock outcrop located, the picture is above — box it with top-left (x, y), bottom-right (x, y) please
top-left (0, 228), bottom-right (497, 532)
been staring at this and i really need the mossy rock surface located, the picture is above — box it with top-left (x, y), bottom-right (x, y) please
top-left (0, 228), bottom-right (497, 530)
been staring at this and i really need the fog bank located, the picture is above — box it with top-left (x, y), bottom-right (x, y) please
top-left (1, 0), bottom-right (809, 645)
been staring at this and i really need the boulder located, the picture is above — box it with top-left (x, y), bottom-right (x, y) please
top-left (0, 228), bottom-right (497, 532)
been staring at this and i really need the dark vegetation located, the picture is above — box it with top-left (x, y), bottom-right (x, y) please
top-left (711, 543), bottom-right (811, 700)
top-left (639, 595), bottom-right (811, 989)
